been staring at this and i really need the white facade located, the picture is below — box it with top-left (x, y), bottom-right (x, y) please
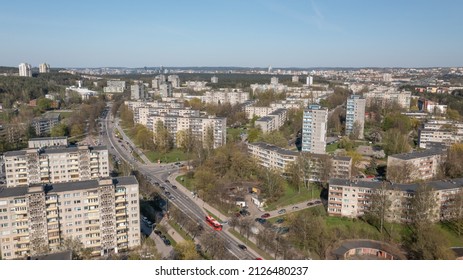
top-left (201, 90), bottom-right (250, 105)
top-left (302, 104), bottom-right (328, 154)
top-left (346, 95), bottom-right (366, 139)
top-left (418, 120), bottom-right (463, 148)
top-left (39, 63), bottom-right (50, 73)
top-left (18, 63), bottom-right (32, 77)
top-left (255, 109), bottom-right (287, 133)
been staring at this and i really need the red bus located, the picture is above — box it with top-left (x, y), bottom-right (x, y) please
top-left (205, 215), bottom-right (222, 231)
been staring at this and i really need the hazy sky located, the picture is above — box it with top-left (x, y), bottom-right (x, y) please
top-left (1, 0), bottom-right (462, 68)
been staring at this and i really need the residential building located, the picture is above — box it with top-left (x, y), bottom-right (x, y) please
top-left (0, 176), bottom-right (140, 259)
top-left (302, 104), bottom-right (328, 154)
top-left (327, 177), bottom-right (463, 222)
top-left (270, 76), bottom-right (279, 85)
top-left (130, 82), bottom-right (146, 100)
top-left (211, 76), bottom-right (219, 84)
top-left (4, 145), bottom-right (109, 187)
top-left (346, 95), bottom-right (366, 139)
top-left (159, 82), bottom-right (173, 98)
top-left (201, 90), bottom-right (250, 105)
top-left (31, 112), bottom-right (61, 136)
top-left (151, 115), bottom-right (226, 149)
top-left (363, 86), bottom-right (411, 109)
top-left (306, 76), bottom-right (313, 86)
top-left (247, 142), bottom-right (352, 179)
top-left (18, 63), bottom-right (32, 77)
top-left (292, 75), bottom-right (299, 83)
top-left (104, 80), bottom-right (126, 93)
top-left (247, 142), bottom-right (298, 173)
top-left (255, 109), bottom-right (287, 133)
top-left (39, 63), bottom-right (50, 73)
top-left (418, 120), bottom-right (463, 148)
top-left (167, 75), bottom-right (181, 88)
top-left (245, 106), bottom-right (274, 119)
top-left (386, 148), bottom-right (446, 182)
top-left (28, 137), bottom-right (68, 149)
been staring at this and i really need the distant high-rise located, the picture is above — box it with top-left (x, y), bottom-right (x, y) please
top-left (383, 73), bottom-right (392, 82)
top-left (346, 95), bottom-right (366, 139)
top-left (292, 75), bottom-right (299, 83)
top-left (160, 82), bottom-right (173, 98)
top-left (39, 63), bottom-right (50, 73)
top-left (18, 63), bottom-right (32, 77)
top-left (270, 76), bottom-right (279, 85)
top-left (302, 104), bottom-right (328, 154)
top-left (306, 76), bottom-right (313, 86)
top-left (131, 82), bottom-right (146, 100)
top-left (167, 75), bottom-right (181, 88)
top-left (211, 76), bottom-right (219, 84)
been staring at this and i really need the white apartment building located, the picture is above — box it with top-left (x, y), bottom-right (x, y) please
top-left (39, 63), bottom-right (50, 73)
top-left (151, 115), bottom-right (226, 149)
top-left (302, 104), bottom-right (328, 154)
top-left (346, 95), bottom-right (366, 139)
top-left (130, 82), bottom-right (146, 100)
top-left (18, 63), bottom-right (32, 77)
top-left (418, 120), bottom-right (463, 148)
top-left (255, 109), bottom-right (287, 133)
top-left (0, 176), bottom-right (140, 259)
top-left (201, 90), bottom-right (250, 105)
top-left (247, 142), bottom-right (298, 173)
top-left (28, 137), bottom-right (68, 149)
top-left (327, 177), bottom-right (463, 223)
top-left (245, 106), bottom-right (274, 119)
top-left (363, 86), bottom-right (411, 109)
top-left (136, 107), bottom-right (200, 126)
top-left (211, 76), bottom-right (219, 84)
top-left (387, 148), bottom-right (446, 182)
top-left (167, 75), bottom-right (181, 88)
top-left (4, 145), bottom-right (109, 188)
top-left (292, 75), bottom-right (299, 83)
top-left (104, 80), bottom-right (126, 93)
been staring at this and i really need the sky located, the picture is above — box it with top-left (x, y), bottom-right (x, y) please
top-left (1, 0), bottom-right (462, 68)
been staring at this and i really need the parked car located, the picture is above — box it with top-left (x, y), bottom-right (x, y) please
top-left (261, 213), bottom-right (270, 218)
top-left (277, 209), bottom-right (286, 215)
top-left (314, 200), bottom-right (322, 205)
top-left (171, 185), bottom-right (177, 189)
top-left (238, 244), bottom-right (247, 251)
top-left (165, 180), bottom-right (170, 183)
top-left (307, 202), bottom-right (315, 206)
top-left (163, 239), bottom-right (171, 246)
top-left (292, 206), bottom-right (299, 210)
top-left (255, 218), bottom-right (267, 224)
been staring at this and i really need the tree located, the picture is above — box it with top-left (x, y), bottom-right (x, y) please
top-left (386, 161), bottom-right (415, 183)
top-left (349, 121), bottom-right (363, 140)
top-left (70, 123), bottom-right (84, 138)
top-left (408, 184), bottom-right (438, 228)
top-left (50, 123), bottom-right (68, 137)
top-left (257, 131), bottom-right (287, 148)
top-left (382, 113), bottom-right (411, 133)
top-left (405, 226), bottom-right (456, 260)
top-left (447, 108), bottom-right (461, 121)
top-left (444, 143), bottom-right (463, 178)
top-left (364, 182), bottom-right (392, 234)
top-left (154, 120), bottom-right (173, 154)
top-left (365, 157), bottom-right (378, 176)
top-left (36, 97), bottom-right (53, 112)
top-left (383, 128), bottom-right (411, 155)
top-left (173, 240), bottom-right (201, 260)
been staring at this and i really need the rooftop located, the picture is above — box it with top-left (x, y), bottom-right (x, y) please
top-left (249, 142), bottom-right (299, 156)
top-left (389, 148), bottom-right (445, 160)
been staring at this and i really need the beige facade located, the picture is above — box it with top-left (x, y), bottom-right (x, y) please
top-left (4, 145), bottom-right (109, 188)
top-left (363, 87), bottom-right (411, 109)
top-left (418, 120), bottom-right (463, 148)
top-left (346, 95), bottom-right (366, 139)
top-left (247, 142), bottom-right (298, 173)
top-left (327, 178), bottom-right (463, 222)
top-left (201, 90), bottom-right (250, 105)
top-left (302, 104), bottom-right (328, 154)
top-left (387, 148), bottom-right (446, 182)
top-left (254, 109), bottom-right (287, 133)
top-left (0, 176), bottom-right (140, 260)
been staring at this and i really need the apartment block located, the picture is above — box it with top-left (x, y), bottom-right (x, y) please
top-left (302, 104), bottom-right (328, 154)
top-left (363, 87), bottom-right (411, 109)
top-left (28, 137), bottom-right (68, 149)
top-left (387, 148), bottom-right (446, 182)
top-left (247, 142), bottom-right (352, 179)
top-left (327, 177), bottom-right (463, 223)
top-left (136, 107), bottom-right (200, 126)
top-left (245, 106), bottom-right (274, 119)
top-left (247, 142), bottom-right (298, 173)
top-left (39, 63), bottom-right (50, 73)
top-left (255, 109), bottom-right (287, 133)
top-left (4, 145), bottom-right (109, 188)
top-left (0, 176), bottom-right (140, 259)
top-left (151, 115), bottom-right (226, 149)
top-left (19, 63), bottom-right (32, 77)
top-left (104, 80), bottom-right (126, 93)
top-left (201, 90), bottom-right (250, 105)
top-left (346, 95), bottom-right (366, 139)
top-left (167, 75), bottom-right (181, 88)
top-left (31, 112), bottom-right (61, 136)
top-left (130, 82), bottom-right (147, 100)
top-left (418, 120), bottom-right (463, 148)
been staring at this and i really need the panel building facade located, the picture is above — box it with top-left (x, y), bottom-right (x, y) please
top-left (302, 104), bottom-right (328, 154)
top-left (0, 176), bottom-right (140, 259)
top-left (346, 95), bottom-right (366, 139)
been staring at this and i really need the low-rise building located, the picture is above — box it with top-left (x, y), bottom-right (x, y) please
top-left (418, 120), bottom-right (463, 148)
top-left (327, 177), bottom-right (463, 222)
top-left (201, 90), bottom-right (250, 105)
top-left (255, 109), bottom-right (287, 133)
top-left (0, 176), bottom-right (140, 260)
top-left (387, 148), bottom-right (446, 182)
top-left (247, 142), bottom-right (298, 173)
top-left (28, 137), bottom-right (68, 149)
top-left (31, 112), bottom-right (61, 136)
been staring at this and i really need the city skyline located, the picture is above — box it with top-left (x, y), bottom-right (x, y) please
top-left (1, 0), bottom-right (463, 68)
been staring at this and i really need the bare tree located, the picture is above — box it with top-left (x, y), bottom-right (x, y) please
top-left (364, 182), bottom-right (392, 234)
top-left (386, 161), bottom-right (416, 183)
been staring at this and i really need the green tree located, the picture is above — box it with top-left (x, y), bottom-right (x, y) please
top-left (382, 113), bottom-right (411, 133)
top-left (36, 97), bottom-right (53, 112)
top-left (444, 143), bottom-right (463, 178)
top-left (383, 128), bottom-right (411, 155)
top-left (50, 123), bottom-right (68, 137)
top-left (174, 240), bottom-right (201, 260)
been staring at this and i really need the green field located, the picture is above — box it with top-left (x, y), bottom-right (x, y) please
top-left (146, 149), bottom-right (189, 163)
top-left (326, 142), bottom-right (339, 153)
top-left (265, 183), bottom-right (321, 211)
top-left (176, 175), bottom-right (194, 191)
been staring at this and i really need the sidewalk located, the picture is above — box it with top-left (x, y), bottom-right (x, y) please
top-left (160, 217), bottom-right (185, 244)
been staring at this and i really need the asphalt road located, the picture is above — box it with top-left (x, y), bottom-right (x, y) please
top-left (100, 102), bottom-right (257, 260)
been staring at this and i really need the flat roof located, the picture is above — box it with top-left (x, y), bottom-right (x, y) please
top-left (329, 177), bottom-right (463, 192)
top-left (29, 137), bottom-right (67, 141)
top-left (0, 186), bottom-right (28, 198)
top-left (389, 148), bottom-right (445, 160)
top-left (249, 142), bottom-right (299, 156)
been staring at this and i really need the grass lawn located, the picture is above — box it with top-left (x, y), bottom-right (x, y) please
top-left (168, 220), bottom-right (191, 242)
top-left (326, 142), bottom-right (339, 153)
top-left (58, 111), bottom-right (74, 120)
top-left (146, 149), bottom-right (189, 163)
top-left (228, 228), bottom-right (275, 260)
top-left (265, 184), bottom-right (321, 211)
top-left (176, 175), bottom-right (194, 191)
